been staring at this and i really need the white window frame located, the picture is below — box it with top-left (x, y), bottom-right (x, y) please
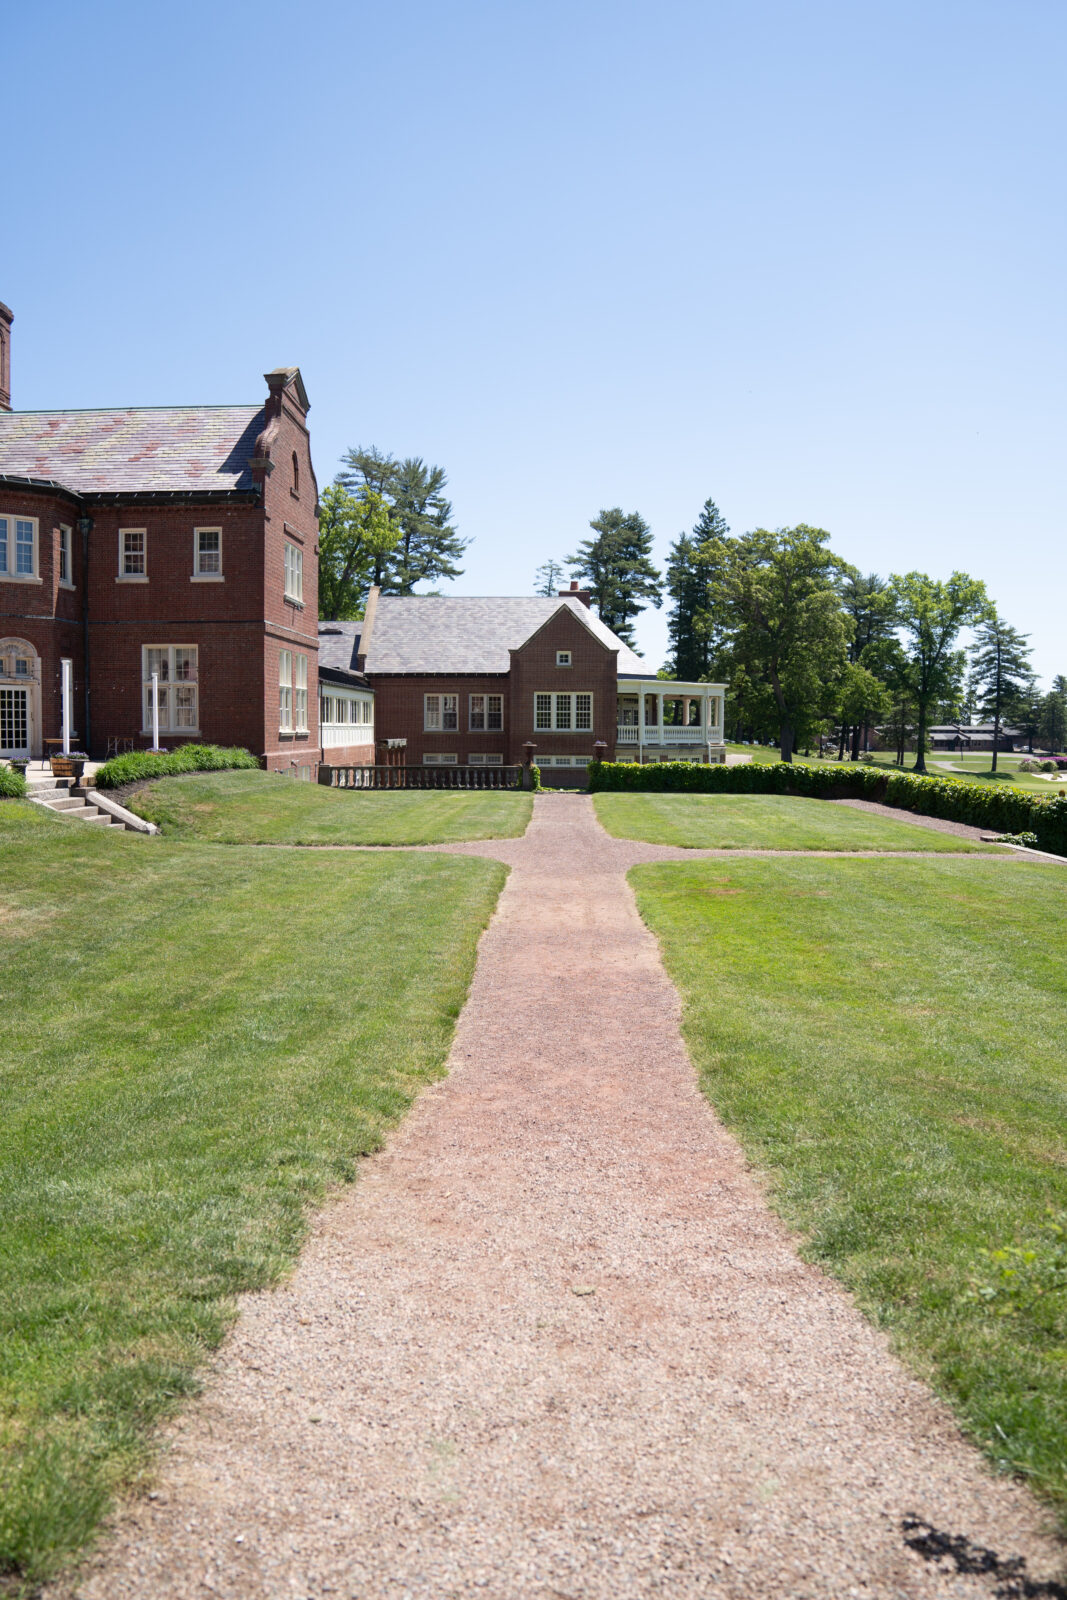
top-left (534, 692), bottom-right (592, 732)
top-left (283, 541), bottom-right (303, 603)
top-left (279, 649), bottom-right (293, 731)
top-left (58, 524), bottom-right (73, 587)
top-left (0, 514), bottom-right (41, 583)
top-left (141, 645), bottom-right (199, 735)
top-left (556, 650), bottom-right (572, 667)
top-left (193, 526), bottom-right (223, 581)
top-left (468, 753), bottom-right (503, 765)
top-left (294, 653), bottom-right (308, 733)
top-left (423, 752), bottom-right (458, 765)
top-left (118, 528), bottom-right (147, 582)
top-left (424, 693), bottom-right (458, 731)
top-left (469, 692), bottom-right (503, 731)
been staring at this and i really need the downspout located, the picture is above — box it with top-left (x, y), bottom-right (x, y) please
top-left (77, 512), bottom-right (93, 752)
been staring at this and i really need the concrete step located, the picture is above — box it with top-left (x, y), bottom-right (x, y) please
top-left (45, 795), bottom-right (90, 811)
top-left (34, 797), bottom-right (117, 825)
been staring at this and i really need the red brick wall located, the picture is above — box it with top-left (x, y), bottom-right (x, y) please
top-left (0, 489), bottom-right (86, 753)
top-left (370, 675), bottom-right (511, 764)
top-left (509, 607), bottom-right (618, 764)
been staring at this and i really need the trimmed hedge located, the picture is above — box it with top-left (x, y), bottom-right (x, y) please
top-left (94, 744), bottom-right (261, 790)
top-left (0, 765), bottom-right (28, 799)
top-left (587, 760), bottom-right (1067, 858)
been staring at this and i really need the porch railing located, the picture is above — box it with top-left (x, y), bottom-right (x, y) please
top-left (616, 724), bottom-right (721, 744)
top-left (320, 763), bottom-right (524, 791)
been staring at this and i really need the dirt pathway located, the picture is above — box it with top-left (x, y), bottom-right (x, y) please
top-left (67, 795), bottom-right (1063, 1599)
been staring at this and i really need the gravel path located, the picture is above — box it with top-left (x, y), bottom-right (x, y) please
top-left (64, 795), bottom-right (1064, 1599)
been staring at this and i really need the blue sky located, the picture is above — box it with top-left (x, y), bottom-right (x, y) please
top-left (8, 0), bottom-right (1065, 682)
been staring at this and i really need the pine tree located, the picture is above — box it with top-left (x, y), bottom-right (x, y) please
top-left (970, 612), bottom-right (1032, 772)
top-left (1040, 675), bottom-right (1067, 753)
top-left (534, 559), bottom-right (566, 597)
top-left (337, 446), bottom-right (468, 592)
top-left (665, 498), bottom-right (730, 678)
top-left (567, 509), bottom-right (661, 646)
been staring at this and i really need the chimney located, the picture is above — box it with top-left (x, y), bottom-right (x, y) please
top-left (560, 579), bottom-right (592, 608)
top-left (0, 302), bottom-right (12, 411)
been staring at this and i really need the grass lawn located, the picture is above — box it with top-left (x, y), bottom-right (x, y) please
top-left (128, 768), bottom-right (533, 845)
top-left (632, 854), bottom-right (1067, 1523)
top-left (0, 802), bottom-right (504, 1588)
top-left (594, 792), bottom-right (992, 852)
top-left (929, 754), bottom-right (1067, 797)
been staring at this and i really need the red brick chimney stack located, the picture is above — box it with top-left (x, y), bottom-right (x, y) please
top-left (0, 303), bottom-right (12, 412)
top-left (559, 578), bottom-right (592, 608)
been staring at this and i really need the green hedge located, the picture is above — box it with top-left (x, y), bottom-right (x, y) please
top-left (588, 760), bottom-right (1067, 857)
top-left (0, 765), bottom-right (28, 799)
top-left (94, 744), bottom-right (261, 790)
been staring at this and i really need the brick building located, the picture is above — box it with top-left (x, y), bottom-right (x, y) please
top-left (0, 301), bottom-right (320, 770)
top-left (323, 584), bottom-right (727, 783)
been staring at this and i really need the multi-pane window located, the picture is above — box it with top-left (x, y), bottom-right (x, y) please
top-left (423, 753), bottom-right (458, 765)
top-left (279, 650), bottom-right (293, 731)
top-left (283, 542), bottom-right (303, 601)
top-left (556, 651), bottom-right (572, 667)
top-left (424, 693), bottom-right (458, 731)
top-left (468, 753), bottom-right (503, 765)
top-left (59, 525), bottom-right (72, 584)
top-left (469, 693), bottom-right (503, 731)
top-left (195, 528), bottom-right (222, 577)
top-left (534, 692), bottom-right (592, 731)
top-left (142, 646), bottom-right (198, 733)
top-left (294, 654), bottom-right (308, 732)
top-left (120, 529), bottom-right (146, 577)
top-left (0, 516), bottom-right (37, 578)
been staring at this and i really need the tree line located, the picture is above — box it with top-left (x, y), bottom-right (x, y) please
top-left (538, 500), bottom-right (1065, 767)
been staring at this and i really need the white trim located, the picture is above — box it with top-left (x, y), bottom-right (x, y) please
top-left (283, 541), bottom-right (303, 602)
top-left (58, 524), bottom-right (74, 587)
top-left (556, 650), bottom-right (572, 667)
top-left (0, 513), bottom-right (40, 581)
top-left (193, 526), bottom-right (223, 579)
top-left (119, 527), bottom-right (147, 579)
top-left (423, 752), bottom-right (458, 765)
top-left (424, 692), bottom-right (458, 731)
top-left (141, 644), bottom-right (198, 735)
top-left (279, 648), bottom-right (293, 732)
top-left (468, 752), bottom-right (503, 765)
top-left (534, 691), bottom-right (593, 733)
top-left (468, 692), bottom-right (503, 732)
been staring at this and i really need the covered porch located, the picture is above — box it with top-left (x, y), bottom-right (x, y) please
top-left (616, 679), bottom-right (727, 763)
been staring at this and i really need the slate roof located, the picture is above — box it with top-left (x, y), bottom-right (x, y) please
top-left (317, 621), bottom-right (368, 685)
top-left (362, 596), bottom-right (647, 676)
top-left (0, 404), bottom-right (265, 495)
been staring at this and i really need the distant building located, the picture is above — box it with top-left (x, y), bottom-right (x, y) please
top-left (0, 301), bottom-right (320, 770)
top-left (928, 723), bottom-right (1021, 752)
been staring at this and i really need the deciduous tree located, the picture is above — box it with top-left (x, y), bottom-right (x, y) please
top-left (317, 484), bottom-right (398, 620)
top-left (888, 571), bottom-right (988, 773)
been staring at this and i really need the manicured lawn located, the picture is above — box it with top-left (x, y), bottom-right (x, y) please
top-left (128, 768), bottom-right (533, 844)
top-left (930, 754), bottom-right (1067, 796)
top-left (594, 792), bottom-right (991, 852)
top-left (0, 802), bottom-right (504, 1586)
top-left (632, 854), bottom-right (1067, 1523)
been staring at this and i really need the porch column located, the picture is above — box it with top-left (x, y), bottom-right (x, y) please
top-left (657, 693), bottom-right (664, 744)
top-left (60, 658), bottom-right (73, 756)
top-left (637, 688), bottom-right (645, 763)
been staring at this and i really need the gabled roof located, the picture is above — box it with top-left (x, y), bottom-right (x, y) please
top-left (0, 404), bottom-right (265, 495)
top-left (317, 621), bottom-right (370, 686)
top-left (361, 595), bottom-right (647, 676)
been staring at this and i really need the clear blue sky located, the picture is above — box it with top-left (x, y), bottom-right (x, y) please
top-left (8, 0), bottom-right (1065, 683)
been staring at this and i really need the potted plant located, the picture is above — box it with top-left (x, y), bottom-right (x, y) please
top-left (50, 750), bottom-right (89, 780)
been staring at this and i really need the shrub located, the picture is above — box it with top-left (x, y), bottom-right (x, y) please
top-left (587, 759), bottom-right (1067, 857)
top-left (94, 744), bottom-right (260, 790)
top-left (0, 764), bottom-right (28, 799)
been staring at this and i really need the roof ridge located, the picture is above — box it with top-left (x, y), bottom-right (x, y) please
top-left (0, 402), bottom-right (262, 417)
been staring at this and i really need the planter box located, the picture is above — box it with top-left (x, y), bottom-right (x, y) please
top-left (50, 757), bottom-right (86, 780)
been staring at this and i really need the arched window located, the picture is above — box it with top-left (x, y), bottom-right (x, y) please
top-left (292, 452), bottom-right (300, 495)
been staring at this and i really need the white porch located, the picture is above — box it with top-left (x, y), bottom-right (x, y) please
top-left (616, 679), bottom-right (727, 763)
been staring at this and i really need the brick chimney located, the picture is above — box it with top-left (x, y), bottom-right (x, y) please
top-left (559, 578), bottom-right (592, 608)
top-left (0, 303), bottom-right (12, 411)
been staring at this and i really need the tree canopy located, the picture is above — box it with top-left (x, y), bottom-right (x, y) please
top-left (338, 446), bottom-right (468, 594)
top-left (889, 571), bottom-right (988, 773)
top-left (317, 484), bottom-right (398, 620)
top-left (970, 612), bottom-right (1032, 771)
top-left (567, 508), bottom-right (662, 646)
